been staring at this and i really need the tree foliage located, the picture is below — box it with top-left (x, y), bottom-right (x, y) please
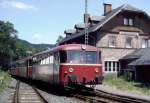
top-left (0, 21), bottom-right (18, 69)
top-left (0, 20), bottom-right (55, 70)
top-left (56, 35), bottom-right (64, 44)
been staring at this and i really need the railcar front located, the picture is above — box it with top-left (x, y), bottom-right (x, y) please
top-left (59, 44), bottom-right (103, 86)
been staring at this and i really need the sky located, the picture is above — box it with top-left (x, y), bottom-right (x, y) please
top-left (0, 0), bottom-right (150, 44)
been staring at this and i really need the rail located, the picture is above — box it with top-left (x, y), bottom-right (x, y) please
top-left (66, 86), bottom-right (150, 103)
top-left (13, 80), bottom-right (48, 103)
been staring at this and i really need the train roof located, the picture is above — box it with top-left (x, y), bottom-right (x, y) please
top-left (12, 56), bottom-right (32, 64)
top-left (33, 44), bottom-right (99, 56)
top-left (32, 44), bottom-right (100, 62)
top-left (53, 44), bottom-right (99, 51)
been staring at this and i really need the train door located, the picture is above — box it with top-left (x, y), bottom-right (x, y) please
top-left (53, 52), bottom-right (60, 84)
top-left (27, 59), bottom-right (32, 79)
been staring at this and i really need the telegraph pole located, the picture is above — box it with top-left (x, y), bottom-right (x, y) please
top-left (84, 0), bottom-right (89, 45)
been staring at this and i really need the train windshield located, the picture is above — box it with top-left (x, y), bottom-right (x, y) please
top-left (60, 51), bottom-right (98, 64)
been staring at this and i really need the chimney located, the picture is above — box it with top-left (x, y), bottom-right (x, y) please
top-left (84, 13), bottom-right (90, 23)
top-left (104, 3), bottom-right (112, 15)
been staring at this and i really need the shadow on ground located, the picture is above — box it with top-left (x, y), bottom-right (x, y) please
top-left (12, 76), bottom-right (95, 97)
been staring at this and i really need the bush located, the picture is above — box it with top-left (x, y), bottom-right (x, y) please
top-left (0, 69), bottom-right (11, 92)
top-left (103, 74), bottom-right (150, 95)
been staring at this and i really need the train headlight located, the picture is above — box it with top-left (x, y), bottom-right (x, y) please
top-left (64, 71), bottom-right (68, 74)
top-left (68, 68), bottom-right (74, 73)
top-left (95, 68), bottom-right (99, 73)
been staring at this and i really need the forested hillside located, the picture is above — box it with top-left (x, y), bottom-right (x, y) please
top-left (0, 20), bottom-right (54, 70)
top-left (17, 39), bottom-right (55, 54)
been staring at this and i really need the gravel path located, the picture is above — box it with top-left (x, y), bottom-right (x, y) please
top-left (0, 78), bottom-right (17, 103)
top-left (0, 78), bottom-right (84, 103)
top-left (94, 84), bottom-right (150, 101)
top-left (37, 88), bottom-right (84, 103)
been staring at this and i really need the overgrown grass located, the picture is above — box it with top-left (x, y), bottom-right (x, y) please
top-left (104, 75), bottom-right (150, 96)
top-left (0, 69), bottom-right (11, 93)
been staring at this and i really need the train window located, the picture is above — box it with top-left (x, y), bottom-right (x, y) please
top-left (85, 51), bottom-right (97, 64)
top-left (67, 51), bottom-right (82, 63)
top-left (49, 56), bottom-right (54, 64)
top-left (59, 51), bottom-right (67, 63)
top-left (45, 57), bottom-right (49, 64)
top-left (67, 51), bottom-right (97, 64)
top-left (99, 52), bottom-right (101, 63)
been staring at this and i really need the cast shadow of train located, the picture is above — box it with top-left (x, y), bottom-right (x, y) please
top-left (134, 82), bottom-right (150, 89)
top-left (13, 76), bottom-right (95, 97)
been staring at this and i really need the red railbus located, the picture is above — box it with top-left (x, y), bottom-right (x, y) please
top-left (10, 44), bottom-right (103, 86)
top-left (32, 44), bottom-right (103, 85)
top-left (10, 56), bottom-right (33, 79)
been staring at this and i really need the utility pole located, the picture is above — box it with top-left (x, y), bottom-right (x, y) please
top-left (84, 0), bottom-right (89, 45)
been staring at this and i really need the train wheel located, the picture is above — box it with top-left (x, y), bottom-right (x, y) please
top-left (63, 77), bottom-right (69, 90)
top-left (90, 80), bottom-right (96, 89)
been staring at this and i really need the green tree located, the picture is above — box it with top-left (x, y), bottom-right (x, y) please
top-left (56, 35), bottom-right (64, 44)
top-left (0, 21), bottom-right (18, 69)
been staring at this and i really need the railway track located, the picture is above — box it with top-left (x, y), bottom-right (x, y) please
top-left (13, 80), bottom-right (48, 103)
top-left (67, 86), bottom-right (150, 103)
top-left (11, 80), bottom-right (150, 103)
top-left (95, 89), bottom-right (150, 103)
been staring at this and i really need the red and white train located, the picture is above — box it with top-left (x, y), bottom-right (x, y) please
top-left (10, 44), bottom-right (103, 86)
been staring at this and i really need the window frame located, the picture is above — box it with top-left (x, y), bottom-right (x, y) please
top-left (59, 50), bottom-right (98, 64)
top-left (141, 38), bottom-right (148, 48)
top-left (124, 18), bottom-right (128, 26)
top-left (125, 37), bottom-right (132, 48)
top-left (108, 36), bottom-right (116, 48)
top-left (104, 61), bottom-right (120, 72)
top-left (123, 18), bottom-right (134, 26)
top-left (129, 18), bottom-right (133, 26)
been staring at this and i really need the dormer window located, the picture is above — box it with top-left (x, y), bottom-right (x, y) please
top-left (124, 18), bottom-right (133, 26)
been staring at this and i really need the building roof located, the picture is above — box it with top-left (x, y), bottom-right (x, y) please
top-left (120, 48), bottom-right (150, 66)
top-left (128, 48), bottom-right (150, 66)
top-left (59, 4), bottom-right (147, 44)
top-left (90, 16), bottom-right (105, 22)
top-left (120, 48), bottom-right (145, 60)
top-left (74, 23), bottom-right (89, 29)
top-left (64, 29), bottom-right (76, 34)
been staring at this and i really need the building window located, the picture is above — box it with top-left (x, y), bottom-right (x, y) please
top-left (105, 62), bottom-right (107, 71)
top-left (125, 37), bottom-right (132, 48)
top-left (124, 18), bottom-right (133, 26)
top-left (108, 36), bottom-right (116, 47)
top-left (105, 61), bottom-right (120, 72)
top-left (142, 39), bottom-right (148, 48)
top-left (124, 18), bottom-right (128, 25)
top-left (129, 18), bottom-right (133, 26)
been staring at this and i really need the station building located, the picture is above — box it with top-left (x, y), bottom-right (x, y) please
top-left (59, 4), bottom-right (150, 75)
top-left (120, 48), bottom-right (150, 82)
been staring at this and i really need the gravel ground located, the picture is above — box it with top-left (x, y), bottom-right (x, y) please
top-left (0, 78), bottom-right (84, 103)
top-left (0, 78), bottom-right (17, 103)
top-left (37, 88), bottom-right (84, 103)
top-left (94, 84), bottom-right (150, 101)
